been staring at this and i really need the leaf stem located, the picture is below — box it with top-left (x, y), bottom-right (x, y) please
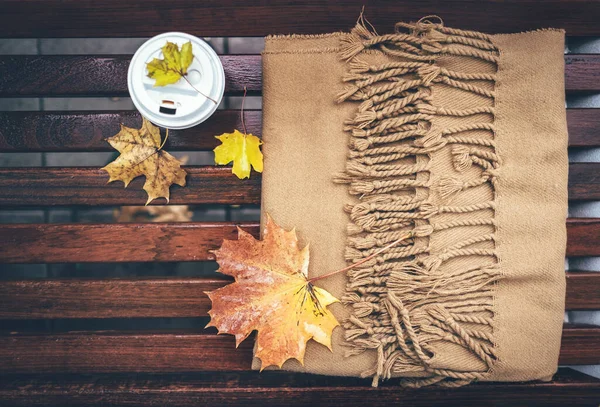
top-left (307, 232), bottom-right (413, 284)
top-left (182, 75), bottom-right (218, 104)
top-left (158, 128), bottom-right (169, 151)
top-left (241, 86), bottom-right (248, 135)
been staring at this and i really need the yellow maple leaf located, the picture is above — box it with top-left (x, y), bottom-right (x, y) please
top-left (213, 129), bottom-right (263, 179)
top-left (102, 117), bottom-right (187, 205)
top-left (206, 214), bottom-right (340, 370)
top-left (146, 41), bottom-right (194, 87)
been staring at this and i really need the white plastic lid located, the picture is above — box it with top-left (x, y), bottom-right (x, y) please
top-left (128, 32), bottom-right (225, 130)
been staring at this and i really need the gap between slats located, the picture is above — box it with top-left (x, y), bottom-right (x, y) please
top-left (0, 163), bottom-right (596, 207)
top-left (0, 109), bottom-right (597, 152)
top-left (0, 324), bottom-right (597, 373)
top-left (0, 55), bottom-right (597, 96)
top-left (0, 219), bottom-right (598, 263)
top-left (0, 271), bottom-right (596, 320)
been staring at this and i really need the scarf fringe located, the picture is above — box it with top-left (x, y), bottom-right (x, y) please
top-left (336, 15), bottom-right (501, 388)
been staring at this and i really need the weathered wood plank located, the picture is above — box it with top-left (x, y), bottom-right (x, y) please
top-left (560, 324), bottom-right (600, 365)
top-left (565, 218), bottom-right (600, 257)
top-left (567, 108), bottom-right (600, 148)
top-left (0, 109), bottom-right (596, 152)
top-left (0, 369), bottom-right (598, 407)
top-left (0, 331), bottom-right (253, 373)
top-left (0, 110), bottom-right (262, 152)
top-left (0, 222), bottom-right (260, 263)
top-left (0, 278), bottom-right (224, 319)
top-left (0, 55), bottom-right (260, 97)
top-left (0, 166), bottom-right (261, 206)
top-left (0, 271), bottom-right (595, 320)
top-left (0, 163), bottom-right (595, 207)
top-left (0, 55), bottom-right (596, 96)
top-left (568, 163), bottom-right (600, 201)
top-left (0, 219), bottom-right (596, 264)
top-left (564, 54), bottom-right (600, 93)
top-left (565, 271), bottom-right (600, 310)
top-left (1, 0), bottom-right (600, 37)
top-left (0, 325), bottom-right (595, 373)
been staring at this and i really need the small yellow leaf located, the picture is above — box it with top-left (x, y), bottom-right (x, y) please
top-left (146, 41), bottom-right (194, 87)
top-left (102, 117), bottom-right (187, 205)
top-left (206, 215), bottom-right (340, 369)
top-left (214, 129), bottom-right (263, 179)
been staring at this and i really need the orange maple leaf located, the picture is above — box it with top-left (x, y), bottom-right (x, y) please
top-left (206, 214), bottom-right (340, 370)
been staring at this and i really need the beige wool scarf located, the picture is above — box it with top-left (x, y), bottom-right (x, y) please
top-left (256, 16), bottom-right (568, 387)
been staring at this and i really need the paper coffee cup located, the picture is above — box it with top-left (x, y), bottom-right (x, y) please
top-left (128, 32), bottom-right (225, 129)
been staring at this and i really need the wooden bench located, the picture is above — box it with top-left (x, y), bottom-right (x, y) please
top-left (0, 1), bottom-right (599, 405)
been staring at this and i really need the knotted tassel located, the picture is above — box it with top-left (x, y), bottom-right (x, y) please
top-left (349, 58), bottom-right (371, 73)
top-left (417, 64), bottom-right (442, 86)
top-left (412, 224), bottom-right (434, 237)
top-left (438, 177), bottom-right (463, 200)
top-left (349, 137), bottom-right (372, 152)
top-left (346, 161), bottom-right (373, 176)
top-left (347, 223), bottom-right (364, 235)
top-left (353, 109), bottom-right (379, 128)
top-left (421, 255), bottom-right (443, 273)
top-left (336, 85), bottom-right (361, 103)
top-left (340, 35), bottom-right (367, 61)
top-left (452, 145), bottom-right (472, 172)
top-left (353, 301), bottom-right (381, 317)
top-left (419, 202), bottom-right (439, 218)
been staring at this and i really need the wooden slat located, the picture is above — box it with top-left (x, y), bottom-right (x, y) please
top-left (564, 54), bottom-right (600, 93)
top-left (0, 55), bottom-right (260, 97)
top-left (0, 163), bottom-right (596, 207)
top-left (0, 219), bottom-right (596, 264)
top-left (565, 271), bottom-right (600, 310)
top-left (0, 55), bottom-right (597, 97)
top-left (0, 369), bottom-right (598, 407)
top-left (0, 271), bottom-right (596, 320)
top-left (0, 324), bottom-right (596, 373)
top-left (560, 324), bottom-right (600, 365)
top-left (0, 109), bottom-right (597, 152)
top-left (0, 166), bottom-right (261, 206)
top-left (565, 218), bottom-right (600, 257)
top-left (567, 108), bottom-right (600, 148)
top-left (0, 222), bottom-right (260, 263)
top-left (568, 163), bottom-right (600, 201)
top-left (0, 110), bottom-right (262, 152)
top-left (1, 0), bottom-right (600, 37)
top-left (0, 278), bottom-right (226, 319)
top-left (0, 331), bottom-right (253, 373)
